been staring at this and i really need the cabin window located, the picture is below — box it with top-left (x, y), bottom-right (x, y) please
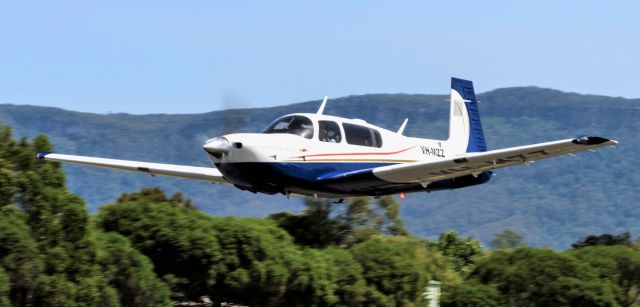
top-left (262, 115), bottom-right (314, 139)
top-left (342, 123), bottom-right (383, 148)
top-left (318, 121), bottom-right (342, 143)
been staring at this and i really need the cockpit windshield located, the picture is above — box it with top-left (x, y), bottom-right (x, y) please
top-left (262, 115), bottom-right (314, 139)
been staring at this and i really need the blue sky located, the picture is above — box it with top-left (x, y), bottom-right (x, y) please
top-left (0, 1), bottom-right (638, 114)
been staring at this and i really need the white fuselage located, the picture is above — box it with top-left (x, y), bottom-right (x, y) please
top-left (203, 113), bottom-right (466, 197)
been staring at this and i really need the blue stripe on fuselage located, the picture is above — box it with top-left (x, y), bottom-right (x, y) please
top-left (272, 162), bottom-right (394, 182)
top-left (216, 161), bottom-right (492, 197)
top-left (217, 161), bottom-right (394, 186)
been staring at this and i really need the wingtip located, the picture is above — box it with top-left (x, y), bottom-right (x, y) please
top-left (36, 152), bottom-right (49, 159)
top-left (572, 136), bottom-right (617, 146)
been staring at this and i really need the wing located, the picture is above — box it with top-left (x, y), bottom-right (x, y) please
top-left (37, 153), bottom-right (228, 184)
top-left (371, 136), bottom-right (617, 184)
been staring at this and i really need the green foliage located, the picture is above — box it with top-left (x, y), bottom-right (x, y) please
top-left (469, 247), bottom-right (619, 306)
top-left (0, 159), bottom-right (14, 205)
top-left (74, 276), bottom-right (120, 307)
top-left (570, 246), bottom-right (640, 307)
top-left (431, 231), bottom-right (484, 273)
top-left (344, 197), bottom-right (381, 244)
top-left (32, 274), bottom-right (78, 307)
top-left (97, 201), bottom-right (220, 300)
top-left (0, 205), bottom-right (44, 306)
top-left (283, 248), bottom-right (341, 306)
top-left (269, 198), bottom-right (350, 248)
top-left (440, 282), bottom-right (504, 307)
top-left (322, 248), bottom-right (368, 306)
top-left (0, 128), bottom-right (168, 306)
top-left (489, 229), bottom-right (524, 250)
top-left (376, 196), bottom-right (407, 236)
top-left (272, 196), bottom-right (408, 248)
top-left (0, 267), bottom-right (10, 307)
top-left (95, 231), bottom-right (170, 307)
top-left (572, 232), bottom-right (632, 249)
top-left (117, 187), bottom-right (197, 210)
top-left (342, 197), bottom-right (411, 245)
top-left (350, 236), bottom-right (432, 306)
top-left (211, 217), bottom-right (300, 305)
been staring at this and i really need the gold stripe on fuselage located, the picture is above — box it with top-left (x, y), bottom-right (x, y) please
top-left (284, 158), bottom-right (417, 163)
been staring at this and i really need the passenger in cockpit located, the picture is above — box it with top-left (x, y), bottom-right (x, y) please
top-left (319, 121), bottom-right (340, 143)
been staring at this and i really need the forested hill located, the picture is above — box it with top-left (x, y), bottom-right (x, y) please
top-left (1, 86), bottom-right (638, 249)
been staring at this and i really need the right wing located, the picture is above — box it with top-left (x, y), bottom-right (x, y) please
top-left (37, 153), bottom-right (228, 184)
top-left (372, 136), bottom-right (617, 184)
top-left (317, 136), bottom-right (617, 186)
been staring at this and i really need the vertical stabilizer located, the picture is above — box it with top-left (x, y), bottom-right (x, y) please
top-left (447, 78), bottom-right (487, 154)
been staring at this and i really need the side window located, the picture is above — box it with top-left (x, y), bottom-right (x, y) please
top-left (342, 123), bottom-right (382, 148)
top-left (318, 121), bottom-right (342, 143)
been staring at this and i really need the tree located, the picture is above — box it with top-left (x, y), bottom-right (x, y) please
top-left (0, 128), bottom-right (128, 306)
top-left (341, 197), bottom-right (384, 245)
top-left (0, 205), bottom-right (44, 306)
top-left (282, 249), bottom-right (340, 306)
top-left (95, 231), bottom-right (171, 306)
top-left (269, 198), bottom-right (350, 248)
top-left (572, 232), bottom-right (632, 249)
top-left (440, 282), bottom-right (504, 307)
top-left (0, 267), bottom-right (10, 307)
top-left (350, 236), bottom-right (432, 306)
top-left (431, 231), bottom-right (484, 273)
top-left (272, 196), bottom-right (410, 249)
top-left (0, 158), bottom-right (14, 205)
top-left (322, 248), bottom-right (368, 306)
top-left (97, 201), bottom-right (221, 301)
top-left (117, 187), bottom-right (197, 210)
top-left (489, 229), bottom-right (524, 250)
top-left (32, 274), bottom-right (78, 307)
top-left (211, 217), bottom-right (301, 306)
top-left (468, 247), bottom-right (619, 306)
top-left (571, 245), bottom-right (640, 306)
top-left (282, 247), bottom-right (371, 307)
top-left (376, 196), bottom-right (407, 236)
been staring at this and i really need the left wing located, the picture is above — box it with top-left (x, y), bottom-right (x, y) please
top-left (372, 136), bottom-right (617, 184)
top-left (37, 153), bottom-right (228, 184)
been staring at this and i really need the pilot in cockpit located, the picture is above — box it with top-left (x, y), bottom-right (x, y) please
top-left (319, 122), bottom-right (339, 143)
top-left (287, 118), bottom-right (312, 138)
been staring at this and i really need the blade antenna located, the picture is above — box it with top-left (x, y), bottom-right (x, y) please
top-left (316, 96), bottom-right (328, 115)
top-left (397, 118), bottom-right (409, 135)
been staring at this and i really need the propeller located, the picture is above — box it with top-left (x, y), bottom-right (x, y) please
top-left (220, 89), bottom-right (252, 136)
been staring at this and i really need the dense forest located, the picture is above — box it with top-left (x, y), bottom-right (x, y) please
top-left (1, 126), bottom-right (640, 306)
top-left (1, 86), bottom-right (637, 249)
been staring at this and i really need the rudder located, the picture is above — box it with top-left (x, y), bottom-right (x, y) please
top-left (447, 77), bottom-right (487, 153)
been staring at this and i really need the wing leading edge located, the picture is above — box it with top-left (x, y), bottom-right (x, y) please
top-left (371, 136), bottom-right (617, 184)
top-left (37, 153), bottom-right (228, 184)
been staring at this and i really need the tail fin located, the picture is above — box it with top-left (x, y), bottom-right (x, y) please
top-left (447, 77), bottom-right (487, 153)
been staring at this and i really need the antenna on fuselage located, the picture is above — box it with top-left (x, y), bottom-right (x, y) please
top-left (316, 96), bottom-right (328, 115)
top-left (397, 118), bottom-right (409, 135)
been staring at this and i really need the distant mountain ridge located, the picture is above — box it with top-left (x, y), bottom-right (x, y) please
top-left (1, 86), bottom-right (638, 249)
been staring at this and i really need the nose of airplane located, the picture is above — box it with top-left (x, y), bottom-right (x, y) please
top-left (203, 137), bottom-right (230, 157)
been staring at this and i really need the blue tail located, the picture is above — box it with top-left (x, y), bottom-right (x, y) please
top-left (450, 78), bottom-right (487, 152)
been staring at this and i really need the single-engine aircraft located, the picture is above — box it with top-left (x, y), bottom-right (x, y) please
top-left (38, 78), bottom-right (617, 200)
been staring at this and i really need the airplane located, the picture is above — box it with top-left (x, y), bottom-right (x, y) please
top-left (37, 78), bottom-right (617, 200)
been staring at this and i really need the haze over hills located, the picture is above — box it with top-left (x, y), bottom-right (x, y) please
top-left (1, 87), bottom-right (638, 249)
